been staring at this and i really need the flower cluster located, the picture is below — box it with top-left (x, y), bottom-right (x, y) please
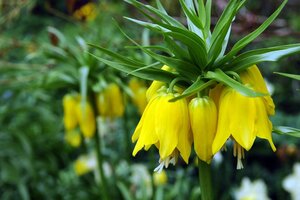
top-left (62, 83), bottom-right (125, 143)
top-left (132, 65), bottom-right (276, 170)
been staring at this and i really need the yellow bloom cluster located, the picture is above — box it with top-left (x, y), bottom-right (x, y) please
top-left (62, 83), bottom-right (124, 143)
top-left (132, 65), bottom-right (276, 170)
top-left (95, 83), bottom-right (125, 118)
top-left (129, 78), bottom-right (148, 114)
top-left (63, 94), bottom-right (96, 140)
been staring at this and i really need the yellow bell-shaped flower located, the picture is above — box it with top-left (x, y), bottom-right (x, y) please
top-left (96, 83), bottom-right (124, 118)
top-left (129, 78), bottom-right (148, 114)
top-left (212, 86), bottom-right (276, 155)
top-left (76, 100), bottom-right (96, 138)
top-left (65, 129), bottom-right (81, 148)
top-left (63, 94), bottom-right (79, 131)
top-left (240, 65), bottom-right (275, 116)
top-left (132, 91), bottom-right (192, 165)
top-left (146, 65), bottom-right (172, 101)
top-left (189, 96), bottom-right (217, 163)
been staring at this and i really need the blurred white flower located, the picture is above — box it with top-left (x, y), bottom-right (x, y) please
top-left (130, 164), bottom-right (153, 199)
top-left (283, 163), bottom-right (300, 200)
top-left (233, 177), bottom-right (270, 200)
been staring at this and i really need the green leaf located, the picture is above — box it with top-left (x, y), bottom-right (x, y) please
top-left (117, 182), bottom-right (134, 200)
top-left (89, 53), bottom-right (176, 82)
top-left (125, 0), bottom-right (184, 28)
top-left (179, 0), bottom-right (204, 32)
top-left (218, 0), bottom-right (288, 66)
top-left (197, 0), bottom-right (206, 25)
top-left (156, 0), bottom-right (167, 14)
top-left (88, 43), bottom-right (144, 66)
top-left (227, 44), bottom-right (300, 71)
top-left (206, 69), bottom-right (266, 97)
top-left (165, 36), bottom-right (190, 60)
top-left (211, 0), bottom-right (240, 43)
top-left (274, 72), bottom-right (300, 81)
top-left (114, 21), bottom-right (201, 80)
top-left (209, 0), bottom-right (246, 65)
top-left (204, 0), bottom-right (212, 38)
top-left (169, 79), bottom-right (216, 102)
top-left (273, 126), bottom-right (300, 137)
top-left (164, 31), bottom-right (207, 68)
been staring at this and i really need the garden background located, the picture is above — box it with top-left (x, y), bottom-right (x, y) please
top-left (1, 0), bottom-right (300, 199)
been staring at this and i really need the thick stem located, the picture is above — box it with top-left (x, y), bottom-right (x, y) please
top-left (95, 126), bottom-right (109, 200)
top-left (198, 159), bottom-right (213, 200)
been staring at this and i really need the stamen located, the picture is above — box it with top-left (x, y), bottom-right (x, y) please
top-left (233, 142), bottom-right (244, 170)
top-left (154, 154), bottom-right (177, 173)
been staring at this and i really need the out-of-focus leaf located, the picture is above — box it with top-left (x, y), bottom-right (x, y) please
top-left (274, 72), bottom-right (300, 81)
top-left (273, 126), bottom-right (300, 137)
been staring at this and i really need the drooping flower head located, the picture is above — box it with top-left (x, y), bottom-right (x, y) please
top-left (63, 94), bottom-right (79, 131)
top-left (96, 83), bottom-right (124, 118)
top-left (132, 87), bottom-right (192, 171)
top-left (129, 78), bottom-right (148, 114)
top-left (212, 66), bottom-right (276, 169)
top-left (189, 96), bottom-right (217, 163)
top-left (76, 99), bottom-right (96, 138)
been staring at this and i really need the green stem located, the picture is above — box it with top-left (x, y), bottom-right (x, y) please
top-left (198, 159), bottom-right (213, 200)
top-left (91, 96), bottom-right (109, 200)
top-left (95, 126), bottom-right (109, 200)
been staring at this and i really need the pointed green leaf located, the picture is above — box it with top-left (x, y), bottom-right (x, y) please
top-left (204, 0), bottom-right (212, 38)
top-left (274, 72), bottom-right (300, 81)
top-left (89, 53), bottom-right (177, 82)
top-left (156, 0), bottom-right (167, 14)
top-left (179, 0), bottom-right (204, 30)
top-left (218, 0), bottom-right (288, 66)
top-left (165, 36), bottom-right (190, 60)
top-left (125, 0), bottom-right (184, 28)
top-left (228, 44), bottom-right (300, 71)
top-left (89, 43), bottom-right (145, 66)
top-left (206, 69), bottom-right (266, 97)
top-left (273, 126), bottom-right (300, 137)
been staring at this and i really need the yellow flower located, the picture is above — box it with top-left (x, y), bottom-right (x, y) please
top-left (63, 94), bottom-right (79, 131)
top-left (76, 100), bottom-right (96, 138)
top-left (240, 65), bottom-right (275, 116)
top-left (74, 154), bottom-right (97, 176)
top-left (209, 83), bottom-right (224, 109)
top-left (153, 170), bottom-right (168, 186)
top-left (212, 86), bottom-right (276, 169)
top-left (65, 129), bottom-right (81, 147)
top-left (146, 65), bottom-right (171, 101)
top-left (73, 2), bottom-right (98, 22)
top-left (96, 83), bottom-right (124, 118)
top-left (129, 78), bottom-right (148, 114)
top-left (189, 96), bottom-right (217, 163)
top-left (132, 90), bottom-right (191, 169)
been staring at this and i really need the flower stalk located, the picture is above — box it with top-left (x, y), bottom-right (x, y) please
top-left (198, 159), bottom-right (213, 200)
top-left (94, 118), bottom-right (109, 200)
